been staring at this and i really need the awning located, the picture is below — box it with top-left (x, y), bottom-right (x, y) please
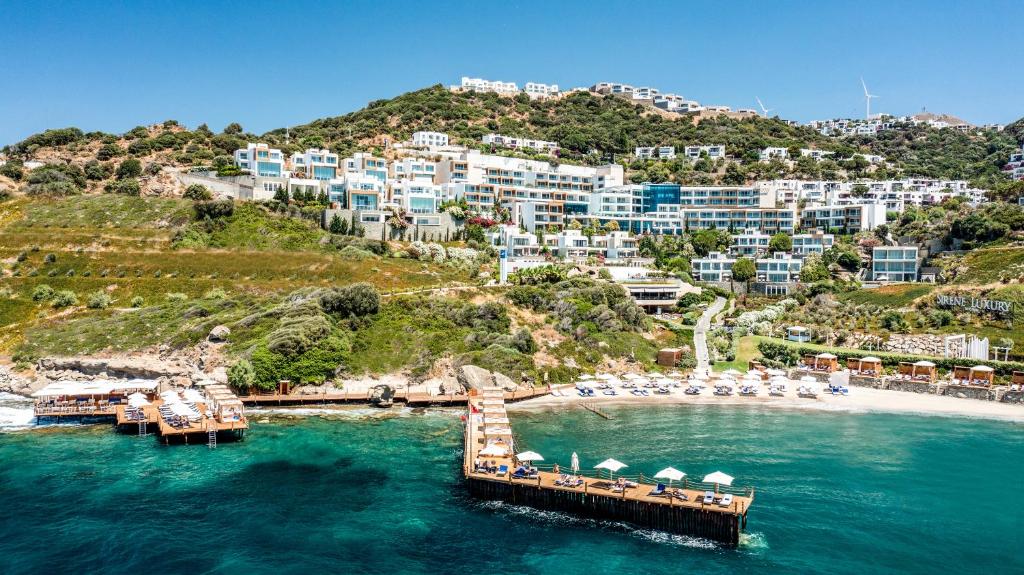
top-left (32, 381), bottom-right (115, 397)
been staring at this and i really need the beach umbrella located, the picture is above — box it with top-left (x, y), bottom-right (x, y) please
top-left (800, 375), bottom-right (817, 383)
top-left (723, 369), bottom-right (742, 377)
top-left (516, 451), bottom-right (543, 462)
top-left (571, 452), bottom-right (580, 476)
top-left (480, 444), bottom-right (508, 457)
top-left (703, 470), bottom-right (734, 493)
top-left (578, 374), bottom-right (594, 380)
top-left (127, 395), bottom-right (150, 408)
top-left (654, 467), bottom-right (686, 487)
top-left (594, 458), bottom-right (627, 479)
top-left (766, 368), bottom-right (786, 376)
top-left (596, 373), bottom-right (615, 381)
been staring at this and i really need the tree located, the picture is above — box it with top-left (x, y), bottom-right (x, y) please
top-left (223, 122), bottom-right (243, 135)
top-left (768, 233), bottom-right (792, 253)
top-left (603, 220), bottom-right (620, 232)
top-left (273, 187), bottom-right (290, 204)
top-left (116, 158), bottom-right (142, 180)
top-left (691, 229), bottom-right (730, 257)
top-left (320, 283), bottom-right (380, 318)
top-left (228, 359), bottom-right (256, 392)
top-left (799, 253), bottom-right (829, 282)
top-left (328, 214), bottom-right (344, 234)
top-left (850, 183), bottom-right (870, 198)
top-left (731, 257), bottom-right (756, 287)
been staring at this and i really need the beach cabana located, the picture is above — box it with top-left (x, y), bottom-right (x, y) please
top-left (1013, 371), bottom-right (1024, 388)
top-left (848, 356), bottom-right (882, 376)
top-left (912, 360), bottom-right (937, 382)
top-left (952, 365), bottom-right (994, 387)
top-left (803, 353), bottom-right (838, 373)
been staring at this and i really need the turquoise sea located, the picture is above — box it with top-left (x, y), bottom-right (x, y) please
top-left (0, 400), bottom-right (1021, 574)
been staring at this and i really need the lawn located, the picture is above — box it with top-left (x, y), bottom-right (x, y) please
top-left (953, 247), bottom-right (1024, 284)
top-left (712, 335), bottom-right (760, 373)
top-left (840, 284), bottom-right (936, 307)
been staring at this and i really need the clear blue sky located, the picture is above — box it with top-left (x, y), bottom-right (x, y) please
top-left (2, 0), bottom-right (1022, 145)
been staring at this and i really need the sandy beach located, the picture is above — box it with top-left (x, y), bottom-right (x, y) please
top-left (510, 383), bottom-right (1024, 423)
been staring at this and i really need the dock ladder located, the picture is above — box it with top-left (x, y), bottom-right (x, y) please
top-left (138, 417), bottom-right (146, 437)
top-left (207, 424), bottom-right (217, 449)
top-left (581, 402), bottom-right (613, 420)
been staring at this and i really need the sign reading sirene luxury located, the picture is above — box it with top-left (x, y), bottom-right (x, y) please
top-left (935, 294), bottom-right (1013, 315)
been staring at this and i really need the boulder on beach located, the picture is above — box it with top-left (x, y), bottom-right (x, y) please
top-left (493, 372), bottom-right (517, 392)
top-left (457, 365), bottom-right (493, 390)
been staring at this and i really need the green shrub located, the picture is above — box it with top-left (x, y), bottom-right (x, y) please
top-left (320, 283), bottom-right (380, 318)
top-left (116, 158), bottom-right (143, 179)
top-left (130, 296), bottom-right (144, 307)
top-left (106, 178), bottom-right (141, 196)
top-left (228, 359), bottom-right (256, 391)
top-left (31, 284), bottom-right (54, 301)
top-left (183, 184), bottom-right (213, 201)
top-left (166, 292), bottom-right (188, 302)
top-left (43, 253), bottom-right (56, 263)
top-left (51, 290), bottom-right (78, 308)
top-left (87, 291), bottom-right (112, 309)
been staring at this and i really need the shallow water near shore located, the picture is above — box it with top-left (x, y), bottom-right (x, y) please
top-left (0, 404), bottom-right (1021, 574)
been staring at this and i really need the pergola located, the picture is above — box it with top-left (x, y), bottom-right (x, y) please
top-left (803, 353), bottom-right (838, 372)
top-left (952, 365), bottom-right (995, 387)
top-left (898, 360), bottom-right (936, 382)
top-left (847, 356), bottom-right (882, 376)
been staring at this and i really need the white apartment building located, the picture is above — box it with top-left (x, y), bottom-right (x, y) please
top-left (799, 149), bottom-right (835, 161)
top-left (730, 229), bottom-right (771, 257)
top-left (871, 246), bottom-right (920, 282)
top-left (327, 173), bottom-right (386, 210)
top-left (760, 178), bottom-right (987, 211)
top-left (390, 157), bottom-right (437, 183)
top-left (800, 203), bottom-right (887, 231)
top-left (685, 145), bottom-right (726, 160)
top-left (524, 82), bottom-right (560, 99)
top-left (459, 76), bottom-right (518, 95)
top-left (291, 148), bottom-right (339, 180)
top-left (485, 225), bottom-right (541, 258)
top-left (343, 153), bottom-right (388, 182)
top-left (691, 252), bottom-right (736, 282)
top-left (390, 181), bottom-right (443, 214)
top-left (411, 131), bottom-right (449, 148)
top-left (760, 147), bottom-right (789, 161)
top-left (234, 143), bottom-right (285, 177)
top-left (756, 252), bottom-right (803, 283)
top-left (635, 146), bottom-right (676, 160)
top-left (631, 87), bottom-right (660, 100)
top-left (791, 232), bottom-right (835, 255)
top-left (591, 82), bottom-right (635, 95)
top-left (433, 150), bottom-right (624, 231)
top-left (482, 133), bottom-right (559, 153)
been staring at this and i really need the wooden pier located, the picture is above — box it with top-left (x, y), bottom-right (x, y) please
top-left (463, 389), bottom-right (753, 546)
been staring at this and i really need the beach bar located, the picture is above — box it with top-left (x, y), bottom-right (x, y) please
top-left (462, 390), bottom-right (753, 546)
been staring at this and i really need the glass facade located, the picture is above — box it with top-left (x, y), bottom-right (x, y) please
top-left (313, 166), bottom-right (337, 180)
top-left (256, 161), bottom-right (281, 177)
top-left (642, 184), bottom-right (681, 213)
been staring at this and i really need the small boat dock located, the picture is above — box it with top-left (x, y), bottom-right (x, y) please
top-left (462, 388), bottom-right (754, 546)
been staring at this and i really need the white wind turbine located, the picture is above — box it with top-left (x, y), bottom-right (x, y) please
top-left (755, 96), bottom-right (773, 118)
top-left (861, 77), bottom-right (878, 120)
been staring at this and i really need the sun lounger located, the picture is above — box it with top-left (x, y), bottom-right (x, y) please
top-left (670, 489), bottom-right (689, 501)
top-left (702, 491), bottom-right (715, 504)
top-left (718, 493), bottom-right (733, 507)
top-left (496, 465), bottom-right (508, 476)
top-left (648, 483), bottom-right (666, 496)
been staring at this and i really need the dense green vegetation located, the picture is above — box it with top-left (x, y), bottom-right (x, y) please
top-left (5, 87), bottom-right (1020, 190)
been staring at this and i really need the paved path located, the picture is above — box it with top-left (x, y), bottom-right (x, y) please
top-left (694, 297), bottom-right (727, 376)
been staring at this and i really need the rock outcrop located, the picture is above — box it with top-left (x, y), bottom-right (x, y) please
top-left (456, 365), bottom-right (520, 392)
top-left (208, 325), bottom-right (231, 342)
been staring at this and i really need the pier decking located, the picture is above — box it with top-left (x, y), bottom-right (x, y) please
top-left (462, 389), bottom-right (753, 546)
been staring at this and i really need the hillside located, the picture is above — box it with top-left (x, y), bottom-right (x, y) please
top-left (2, 85), bottom-right (1021, 194)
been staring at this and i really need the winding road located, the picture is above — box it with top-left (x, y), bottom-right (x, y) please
top-left (693, 296), bottom-right (727, 376)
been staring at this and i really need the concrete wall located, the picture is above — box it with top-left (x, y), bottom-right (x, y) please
top-left (321, 209), bottom-right (463, 242)
top-left (176, 171), bottom-right (253, 199)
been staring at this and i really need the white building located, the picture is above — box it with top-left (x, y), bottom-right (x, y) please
top-left (760, 147), bottom-right (789, 161)
top-left (685, 145), bottom-right (726, 160)
top-left (390, 157), bottom-right (437, 183)
top-left (799, 149), bottom-right (835, 161)
top-left (871, 246), bottom-right (920, 282)
top-left (390, 181), bottom-right (443, 214)
top-left (290, 148), bottom-right (339, 180)
top-left (800, 203), bottom-right (887, 232)
top-left (234, 143), bottom-right (285, 178)
top-left (524, 82), bottom-right (560, 99)
top-left (459, 76), bottom-right (519, 95)
top-left (730, 229), bottom-right (771, 257)
top-left (412, 131), bottom-right (449, 148)
top-left (485, 224), bottom-right (541, 258)
top-left (791, 232), bottom-right (835, 255)
top-left (635, 146), bottom-right (676, 160)
top-left (756, 252), bottom-right (803, 283)
top-left (482, 133), bottom-right (559, 153)
top-left (1004, 145), bottom-right (1024, 181)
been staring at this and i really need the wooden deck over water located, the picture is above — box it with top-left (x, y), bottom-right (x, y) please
top-left (114, 400), bottom-right (248, 437)
top-left (461, 388), bottom-right (753, 544)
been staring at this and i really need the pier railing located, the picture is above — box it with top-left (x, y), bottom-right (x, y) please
top-left (525, 462), bottom-right (754, 498)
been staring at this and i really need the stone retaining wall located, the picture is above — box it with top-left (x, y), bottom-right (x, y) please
top-left (885, 380), bottom-right (938, 394)
top-left (848, 375), bottom-right (885, 389)
top-left (999, 391), bottom-right (1024, 404)
top-left (942, 385), bottom-right (996, 401)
